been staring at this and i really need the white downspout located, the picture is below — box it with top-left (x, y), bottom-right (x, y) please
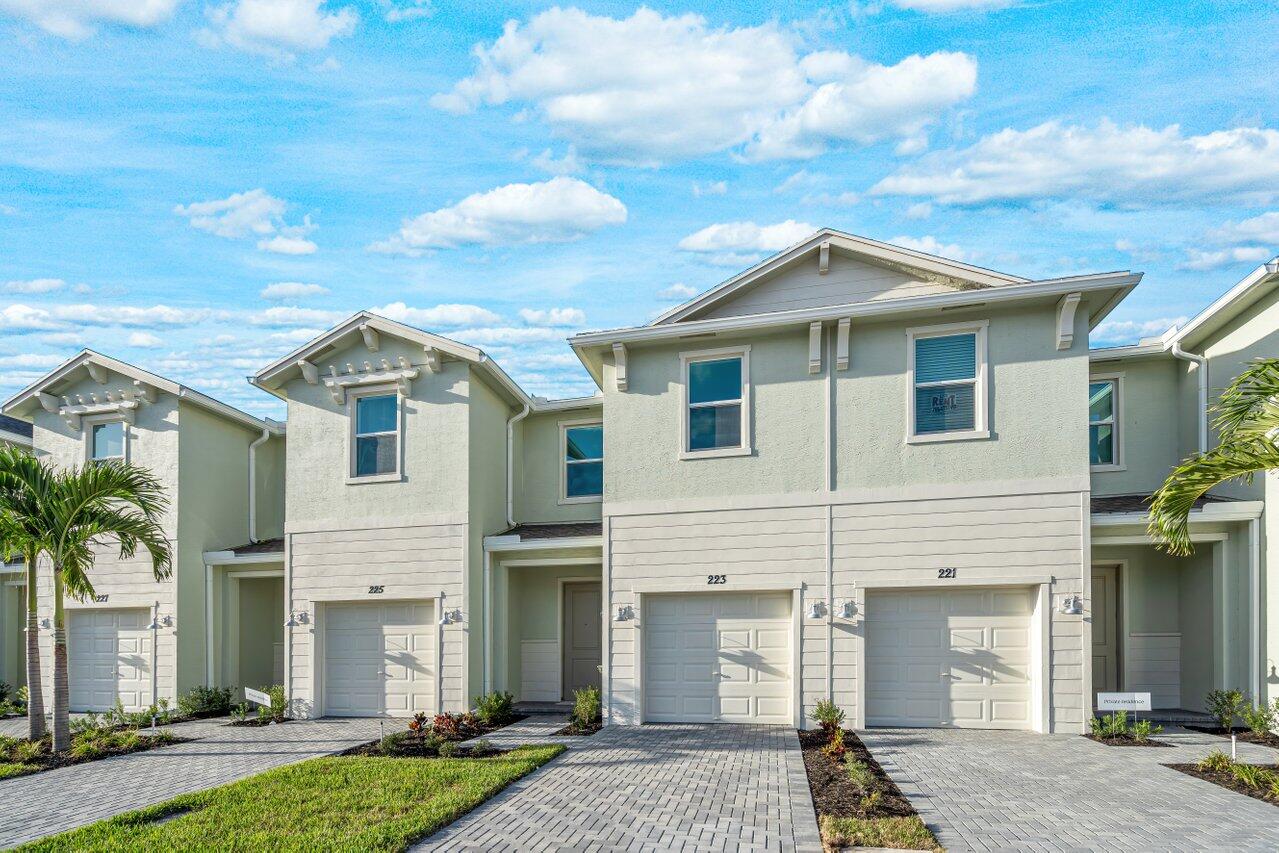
top-left (1169, 342), bottom-right (1208, 453)
top-left (205, 564), bottom-right (214, 686)
top-left (505, 403), bottom-right (531, 528)
top-left (248, 428), bottom-right (271, 543)
top-left (1250, 517), bottom-right (1260, 702)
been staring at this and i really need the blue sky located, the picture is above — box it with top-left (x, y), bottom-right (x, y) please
top-left (1, 0), bottom-right (1276, 418)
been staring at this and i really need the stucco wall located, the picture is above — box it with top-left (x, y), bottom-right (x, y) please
top-left (501, 563), bottom-right (602, 701)
top-left (1088, 357), bottom-right (1182, 497)
top-left (516, 408), bottom-right (604, 524)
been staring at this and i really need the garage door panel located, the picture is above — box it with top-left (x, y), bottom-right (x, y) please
top-left (68, 608), bottom-right (152, 712)
top-left (324, 601), bottom-right (435, 718)
top-left (643, 592), bottom-right (792, 725)
top-left (867, 587), bottom-right (1033, 731)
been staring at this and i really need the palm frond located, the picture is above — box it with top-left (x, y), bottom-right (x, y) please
top-left (1148, 438), bottom-right (1279, 555)
top-left (1211, 358), bottom-right (1279, 441)
top-left (73, 506), bottom-right (172, 581)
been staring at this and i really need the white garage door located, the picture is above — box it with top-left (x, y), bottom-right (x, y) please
top-left (68, 608), bottom-right (152, 712)
top-left (867, 587), bottom-right (1033, 730)
top-left (643, 591), bottom-right (791, 724)
top-left (324, 601), bottom-right (435, 717)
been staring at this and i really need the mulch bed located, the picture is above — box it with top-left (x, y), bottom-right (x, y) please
top-left (228, 717), bottom-right (292, 727)
top-left (1084, 733), bottom-right (1173, 748)
top-left (1180, 725), bottom-right (1279, 750)
top-left (4, 732), bottom-right (189, 778)
top-left (555, 720), bottom-right (601, 737)
top-left (340, 740), bottom-right (508, 759)
top-left (798, 729), bottom-right (918, 820)
top-left (1166, 763), bottom-right (1279, 807)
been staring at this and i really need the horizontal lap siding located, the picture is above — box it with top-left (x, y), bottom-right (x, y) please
top-left (833, 491), bottom-right (1085, 732)
top-left (289, 522), bottom-right (466, 716)
top-left (608, 506), bottom-right (828, 726)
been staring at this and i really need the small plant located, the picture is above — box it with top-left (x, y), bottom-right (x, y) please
top-left (474, 691), bottom-right (515, 726)
top-left (408, 712), bottom-right (429, 733)
top-left (810, 699), bottom-right (845, 739)
top-left (1196, 750), bottom-right (1233, 773)
top-left (432, 712), bottom-right (463, 739)
top-left (1230, 763), bottom-right (1271, 790)
top-left (438, 741), bottom-right (458, 758)
top-left (1268, 776), bottom-right (1279, 802)
top-left (469, 737), bottom-right (494, 756)
top-left (1241, 701), bottom-right (1276, 736)
top-left (379, 731), bottom-right (409, 755)
top-left (858, 790), bottom-right (883, 814)
top-left (1205, 689), bottom-right (1245, 732)
top-left (1131, 719), bottom-right (1162, 742)
top-left (845, 758), bottom-right (874, 789)
top-left (178, 686), bottom-right (233, 718)
top-left (822, 727), bottom-right (846, 761)
top-left (230, 702), bottom-right (249, 723)
top-left (571, 686), bottom-right (601, 729)
top-left (266, 685), bottom-right (288, 721)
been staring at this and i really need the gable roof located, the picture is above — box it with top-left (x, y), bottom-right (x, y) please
top-left (2, 350), bottom-right (279, 434)
top-left (1162, 258), bottom-right (1279, 350)
top-left (652, 228), bottom-right (1030, 326)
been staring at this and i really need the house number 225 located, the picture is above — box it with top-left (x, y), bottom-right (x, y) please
top-left (368, 585), bottom-right (384, 594)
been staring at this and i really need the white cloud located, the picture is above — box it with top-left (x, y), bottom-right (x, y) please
top-left (1208, 211), bottom-right (1279, 246)
top-left (0, 303), bottom-right (210, 333)
top-left (891, 0), bottom-right (1018, 11)
top-left (889, 234), bottom-right (966, 260)
top-left (451, 326), bottom-right (563, 345)
top-left (249, 306), bottom-right (341, 327)
top-left (175, 189), bottom-right (318, 254)
top-left (1092, 316), bottom-right (1187, 346)
top-left (260, 281), bottom-right (329, 301)
top-left (267, 327), bottom-right (326, 345)
top-left (773, 170), bottom-right (813, 194)
top-left (382, 0), bottom-right (430, 22)
top-left (1177, 246), bottom-right (1272, 272)
top-left (433, 8), bottom-right (975, 164)
top-left (371, 177), bottom-right (626, 254)
top-left (128, 332), bottom-right (164, 348)
top-left (519, 307), bottom-right (586, 327)
top-left (800, 190), bottom-right (860, 207)
top-left (0, 353), bottom-right (65, 368)
top-left (905, 202), bottom-right (933, 219)
top-left (693, 181), bottom-right (728, 197)
top-left (5, 278), bottom-right (65, 294)
top-left (530, 146), bottom-right (584, 176)
top-left (371, 302), bottom-right (502, 327)
top-left (678, 220), bottom-right (817, 262)
top-left (200, 0), bottom-right (357, 60)
top-left (872, 121), bottom-right (1279, 206)
top-left (658, 283), bottom-right (698, 300)
top-left (0, 0), bottom-right (179, 39)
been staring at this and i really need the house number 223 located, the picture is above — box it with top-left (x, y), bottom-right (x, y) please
top-left (707, 574), bottom-right (727, 585)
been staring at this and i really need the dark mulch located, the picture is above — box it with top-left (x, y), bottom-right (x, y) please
top-left (340, 738), bottom-right (505, 759)
top-left (1166, 763), bottom-right (1279, 807)
top-left (1180, 725), bottom-right (1279, 750)
top-left (1084, 734), bottom-right (1173, 748)
top-left (228, 717), bottom-right (292, 728)
top-left (555, 719), bottom-right (601, 737)
top-left (798, 729), bottom-right (917, 820)
top-left (4, 732), bottom-right (189, 778)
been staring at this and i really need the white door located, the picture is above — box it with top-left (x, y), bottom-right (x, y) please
top-left (323, 601), bottom-right (435, 717)
top-left (643, 591), bottom-right (791, 724)
top-left (866, 587), bottom-right (1033, 730)
top-left (68, 608), bottom-right (152, 712)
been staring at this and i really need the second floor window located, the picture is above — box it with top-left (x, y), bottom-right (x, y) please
top-left (353, 392), bottom-right (398, 478)
top-left (908, 323), bottom-right (988, 441)
top-left (686, 353), bottom-right (746, 453)
top-left (90, 421), bottom-right (124, 462)
top-left (1089, 378), bottom-right (1119, 467)
top-left (563, 422), bottom-right (603, 501)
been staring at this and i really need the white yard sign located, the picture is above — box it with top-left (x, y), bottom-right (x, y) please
top-left (244, 687), bottom-right (271, 707)
top-left (1096, 692), bottom-right (1151, 712)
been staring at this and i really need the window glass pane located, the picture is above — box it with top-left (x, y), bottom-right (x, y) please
top-left (565, 425), bottom-right (603, 461)
top-left (689, 403), bottom-right (742, 450)
top-left (566, 460), bottom-right (603, 498)
top-left (1090, 424), bottom-right (1114, 465)
top-left (91, 422), bottom-right (123, 459)
top-left (688, 358), bottom-right (742, 405)
top-left (914, 384), bottom-right (976, 434)
top-left (915, 334), bottom-right (976, 384)
top-left (356, 394), bottom-right (397, 435)
top-left (355, 435), bottom-right (397, 476)
top-left (1088, 381), bottom-right (1113, 422)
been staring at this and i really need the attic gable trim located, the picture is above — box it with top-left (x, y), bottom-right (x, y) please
top-left (651, 229), bottom-right (1029, 326)
top-left (1162, 262), bottom-right (1279, 350)
top-left (575, 271), bottom-right (1141, 350)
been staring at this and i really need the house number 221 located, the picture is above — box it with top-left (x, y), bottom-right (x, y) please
top-left (937, 568), bottom-right (957, 579)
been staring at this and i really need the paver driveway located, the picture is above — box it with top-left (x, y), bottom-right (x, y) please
top-left (416, 721), bottom-right (822, 852)
top-left (0, 716), bottom-right (383, 847)
top-left (861, 726), bottom-right (1279, 852)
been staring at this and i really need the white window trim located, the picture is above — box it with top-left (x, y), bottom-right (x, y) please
top-left (905, 320), bottom-right (990, 444)
top-left (1089, 372), bottom-right (1125, 472)
top-left (559, 417), bottom-right (603, 505)
top-left (679, 345), bottom-right (752, 460)
top-left (83, 413), bottom-right (129, 465)
top-left (345, 384), bottom-right (404, 484)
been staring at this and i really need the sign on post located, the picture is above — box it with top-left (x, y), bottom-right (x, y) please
top-left (245, 687), bottom-right (271, 708)
top-left (1096, 692), bottom-right (1151, 712)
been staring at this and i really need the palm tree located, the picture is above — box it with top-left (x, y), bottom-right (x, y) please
top-left (0, 447), bottom-right (53, 741)
top-left (1149, 358), bottom-right (1279, 555)
top-left (0, 447), bottom-right (171, 751)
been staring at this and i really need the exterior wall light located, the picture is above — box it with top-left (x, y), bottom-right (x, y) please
top-left (284, 610), bottom-right (308, 627)
top-left (614, 605), bottom-right (635, 622)
top-left (439, 608), bottom-right (462, 625)
top-left (1059, 595), bottom-right (1083, 615)
top-left (807, 601), bottom-right (826, 619)
top-left (147, 616), bottom-right (161, 630)
top-left (838, 600), bottom-right (856, 619)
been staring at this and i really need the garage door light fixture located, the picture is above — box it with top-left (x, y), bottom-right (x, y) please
top-left (837, 600), bottom-right (856, 619)
top-left (807, 601), bottom-right (826, 619)
top-left (439, 608), bottom-right (463, 625)
top-left (1059, 595), bottom-right (1083, 615)
top-left (284, 610), bottom-right (309, 627)
top-left (614, 604), bottom-right (634, 622)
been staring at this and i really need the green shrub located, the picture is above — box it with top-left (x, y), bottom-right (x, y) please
top-left (1231, 763), bottom-right (1271, 790)
top-left (571, 686), bottom-right (601, 728)
top-left (178, 686), bottom-right (234, 718)
top-left (1241, 701), bottom-right (1276, 736)
top-left (1196, 750), bottom-right (1233, 773)
top-left (266, 685), bottom-right (288, 721)
top-left (438, 741), bottom-right (458, 758)
top-left (1268, 776), bottom-right (1279, 802)
top-left (1132, 719), bottom-right (1162, 742)
top-left (822, 727), bottom-right (846, 761)
top-left (230, 702), bottom-right (249, 723)
top-left (469, 737), bottom-right (494, 756)
top-left (1205, 689), bottom-right (1245, 732)
top-left (810, 699), bottom-right (845, 737)
top-left (474, 691), bottom-right (515, 726)
top-left (845, 758), bottom-right (874, 789)
top-left (13, 739), bottom-right (44, 763)
top-left (858, 790), bottom-right (883, 814)
top-left (379, 731), bottom-right (409, 755)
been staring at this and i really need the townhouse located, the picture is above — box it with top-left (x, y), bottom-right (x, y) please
top-left (2, 230), bottom-right (1276, 735)
top-left (0, 414), bottom-right (32, 691)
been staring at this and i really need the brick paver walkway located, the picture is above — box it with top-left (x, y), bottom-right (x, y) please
top-left (416, 723), bottom-right (822, 852)
top-left (0, 716), bottom-right (383, 847)
top-left (861, 726), bottom-right (1279, 852)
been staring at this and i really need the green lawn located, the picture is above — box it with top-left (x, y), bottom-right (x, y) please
top-left (20, 745), bottom-right (565, 853)
top-left (821, 815), bottom-right (941, 851)
top-left (0, 762), bottom-right (38, 779)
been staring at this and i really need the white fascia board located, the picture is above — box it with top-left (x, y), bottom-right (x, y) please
top-left (575, 271), bottom-right (1140, 352)
top-left (652, 229), bottom-right (1029, 326)
top-left (1163, 265), bottom-right (1279, 350)
top-left (1090, 500), bottom-right (1264, 527)
top-left (482, 535), bottom-right (603, 552)
top-left (531, 394), bottom-right (604, 413)
top-left (203, 550), bottom-right (285, 565)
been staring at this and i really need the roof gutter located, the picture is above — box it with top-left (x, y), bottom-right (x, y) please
top-left (1168, 341), bottom-right (1208, 454)
top-left (506, 402), bottom-right (531, 528)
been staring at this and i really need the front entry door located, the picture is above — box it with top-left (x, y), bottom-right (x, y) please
top-left (562, 582), bottom-right (601, 700)
top-left (1092, 565), bottom-right (1119, 701)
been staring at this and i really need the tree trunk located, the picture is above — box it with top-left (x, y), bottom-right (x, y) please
top-left (23, 552), bottom-right (46, 741)
top-left (51, 567), bottom-right (70, 753)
